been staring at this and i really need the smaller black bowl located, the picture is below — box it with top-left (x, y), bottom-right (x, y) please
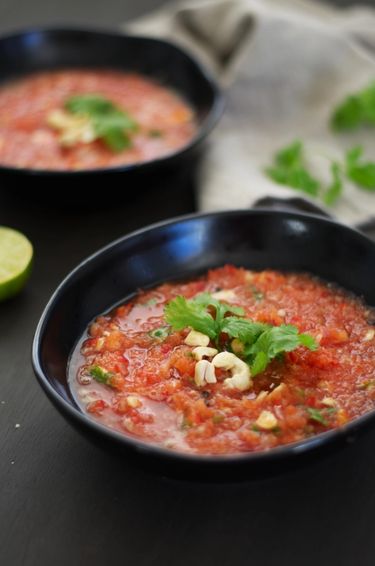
top-left (32, 210), bottom-right (375, 481)
top-left (0, 27), bottom-right (223, 201)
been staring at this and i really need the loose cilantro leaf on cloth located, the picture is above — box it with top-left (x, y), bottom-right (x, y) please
top-left (331, 81), bottom-right (375, 131)
top-left (265, 140), bottom-right (320, 197)
top-left (65, 94), bottom-right (138, 152)
top-left (345, 146), bottom-right (375, 191)
top-left (265, 140), bottom-right (375, 206)
top-left (165, 294), bottom-right (317, 377)
top-left (323, 162), bottom-right (343, 206)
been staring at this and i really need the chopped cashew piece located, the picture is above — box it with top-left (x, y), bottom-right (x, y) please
top-left (322, 397), bottom-right (336, 407)
top-left (194, 360), bottom-right (217, 387)
top-left (127, 396), bottom-right (142, 408)
top-left (212, 351), bottom-right (252, 391)
top-left (231, 338), bottom-right (244, 355)
top-left (256, 410), bottom-right (278, 430)
top-left (363, 329), bottom-right (375, 342)
top-left (211, 289), bottom-right (237, 302)
top-left (255, 390), bottom-right (269, 403)
top-left (47, 109), bottom-right (96, 146)
top-left (267, 383), bottom-right (287, 401)
top-left (184, 330), bottom-right (210, 347)
top-left (192, 346), bottom-right (218, 361)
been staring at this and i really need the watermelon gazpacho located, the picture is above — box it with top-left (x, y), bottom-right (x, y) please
top-left (0, 69), bottom-right (197, 171)
top-left (69, 265), bottom-right (375, 455)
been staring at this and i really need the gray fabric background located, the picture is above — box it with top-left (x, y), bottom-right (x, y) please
top-left (0, 0), bottom-right (374, 33)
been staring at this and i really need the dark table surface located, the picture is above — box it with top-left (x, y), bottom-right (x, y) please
top-left (1, 1), bottom-right (375, 565)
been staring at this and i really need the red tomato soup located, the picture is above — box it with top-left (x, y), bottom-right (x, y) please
top-left (69, 265), bottom-right (375, 455)
top-left (0, 69), bottom-right (197, 170)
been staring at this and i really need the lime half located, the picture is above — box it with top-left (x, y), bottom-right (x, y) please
top-left (0, 226), bottom-right (33, 302)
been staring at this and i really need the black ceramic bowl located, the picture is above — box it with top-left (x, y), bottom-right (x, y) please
top-left (32, 210), bottom-right (375, 481)
top-left (0, 27), bottom-right (223, 199)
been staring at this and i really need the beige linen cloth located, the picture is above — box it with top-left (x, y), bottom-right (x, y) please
top-left (125, 0), bottom-right (375, 226)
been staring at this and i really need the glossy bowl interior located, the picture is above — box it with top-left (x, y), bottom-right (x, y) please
top-left (32, 210), bottom-right (375, 480)
top-left (0, 27), bottom-right (223, 197)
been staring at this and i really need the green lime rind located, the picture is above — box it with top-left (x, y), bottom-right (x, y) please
top-left (0, 226), bottom-right (33, 302)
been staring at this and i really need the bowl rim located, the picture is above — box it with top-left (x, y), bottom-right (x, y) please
top-left (32, 208), bottom-right (375, 466)
top-left (0, 25), bottom-right (224, 177)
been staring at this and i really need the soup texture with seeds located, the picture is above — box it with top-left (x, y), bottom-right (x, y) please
top-left (0, 69), bottom-right (196, 171)
top-left (69, 265), bottom-right (375, 455)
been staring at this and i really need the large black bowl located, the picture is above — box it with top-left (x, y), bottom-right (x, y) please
top-left (32, 210), bottom-right (375, 481)
top-left (0, 27), bottom-right (223, 199)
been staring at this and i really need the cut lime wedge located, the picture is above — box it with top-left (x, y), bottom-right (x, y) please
top-left (0, 226), bottom-right (33, 302)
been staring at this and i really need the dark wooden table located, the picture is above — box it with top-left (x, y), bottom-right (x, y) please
top-left (1, 1), bottom-right (375, 565)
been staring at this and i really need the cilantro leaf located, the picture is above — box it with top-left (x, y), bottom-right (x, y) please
top-left (247, 325), bottom-right (317, 376)
top-left (323, 162), bottom-right (343, 206)
top-left (164, 294), bottom-right (318, 378)
top-left (164, 295), bottom-right (217, 339)
top-left (89, 365), bottom-right (113, 384)
top-left (345, 146), bottom-right (375, 190)
top-left (331, 81), bottom-right (375, 130)
top-left (220, 317), bottom-right (268, 343)
top-left (265, 140), bottom-right (320, 198)
top-left (250, 351), bottom-right (269, 376)
top-left (65, 94), bottom-right (138, 152)
top-left (193, 293), bottom-right (244, 318)
top-left (306, 407), bottom-right (328, 426)
top-left (148, 327), bottom-right (170, 340)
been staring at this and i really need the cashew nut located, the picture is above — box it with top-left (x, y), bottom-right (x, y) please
top-left (231, 338), bottom-right (244, 355)
top-left (192, 346), bottom-right (218, 361)
top-left (184, 330), bottom-right (210, 347)
top-left (255, 410), bottom-right (278, 430)
top-left (212, 351), bottom-right (252, 391)
top-left (47, 109), bottom-right (96, 146)
top-left (363, 329), bottom-right (375, 342)
top-left (194, 360), bottom-right (217, 387)
top-left (212, 289), bottom-right (237, 302)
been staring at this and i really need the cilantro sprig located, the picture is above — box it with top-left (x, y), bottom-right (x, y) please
top-left (331, 81), bottom-right (375, 131)
top-left (65, 94), bottom-right (138, 152)
top-left (345, 146), bottom-right (375, 191)
top-left (165, 293), bottom-right (317, 376)
top-left (265, 140), bottom-right (320, 198)
top-left (89, 365), bottom-right (113, 384)
top-left (265, 140), bottom-right (375, 204)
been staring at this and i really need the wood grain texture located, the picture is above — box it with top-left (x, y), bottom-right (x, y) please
top-left (0, 1), bottom-right (375, 565)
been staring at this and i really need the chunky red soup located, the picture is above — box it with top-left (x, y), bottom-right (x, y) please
top-left (69, 265), bottom-right (375, 455)
top-left (0, 69), bottom-right (196, 170)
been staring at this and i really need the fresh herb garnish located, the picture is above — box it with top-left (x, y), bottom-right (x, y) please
top-left (331, 81), bottom-right (375, 131)
top-left (64, 94), bottom-right (138, 152)
top-left (265, 140), bottom-right (320, 197)
top-left (306, 407), bottom-right (329, 426)
top-left (249, 284), bottom-right (264, 302)
top-left (246, 325), bottom-right (317, 376)
top-left (89, 365), bottom-right (113, 384)
top-left (148, 326), bottom-right (170, 340)
top-left (148, 129), bottom-right (163, 138)
top-left (323, 162), bottom-right (343, 206)
top-left (265, 140), bottom-right (344, 205)
top-left (164, 293), bottom-right (244, 341)
top-left (345, 146), bottom-right (375, 190)
top-left (212, 414), bottom-right (224, 424)
top-left (165, 294), bottom-right (317, 377)
top-left (142, 297), bottom-right (158, 307)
